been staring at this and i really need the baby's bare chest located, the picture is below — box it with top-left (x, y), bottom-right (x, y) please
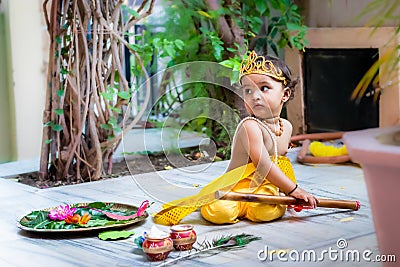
top-left (261, 129), bottom-right (289, 156)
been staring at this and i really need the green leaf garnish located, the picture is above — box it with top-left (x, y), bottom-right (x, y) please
top-left (98, 230), bottom-right (135, 240)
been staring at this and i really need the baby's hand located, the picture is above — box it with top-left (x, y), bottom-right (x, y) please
top-left (290, 187), bottom-right (319, 208)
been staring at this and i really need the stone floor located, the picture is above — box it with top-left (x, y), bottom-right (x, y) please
top-left (0, 147), bottom-right (386, 267)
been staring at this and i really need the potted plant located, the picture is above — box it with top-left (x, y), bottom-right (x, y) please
top-left (343, 127), bottom-right (400, 262)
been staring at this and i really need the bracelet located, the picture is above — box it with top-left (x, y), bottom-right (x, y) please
top-left (287, 184), bottom-right (298, 195)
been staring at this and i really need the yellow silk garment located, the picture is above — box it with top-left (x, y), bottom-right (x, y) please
top-left (153, 156), bottom-right (296, 225)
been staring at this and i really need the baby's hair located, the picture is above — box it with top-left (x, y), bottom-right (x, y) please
top-left (259, 52), bottom-right (298, 102)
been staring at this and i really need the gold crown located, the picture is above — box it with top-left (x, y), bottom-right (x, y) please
top-left (239, 51), bottom-right (287, 85)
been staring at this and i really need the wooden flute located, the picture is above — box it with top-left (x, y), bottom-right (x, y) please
top-left (215, 190), bottom-right (361, 211)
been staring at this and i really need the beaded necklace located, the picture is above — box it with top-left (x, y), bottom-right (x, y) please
top-left (261, 117), bottom-right (283, 137)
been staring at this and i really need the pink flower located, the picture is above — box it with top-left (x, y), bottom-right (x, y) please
top-left (48, 205), bottom-right (76, 220)
top-left (136, 200), bottom-right (150, 216)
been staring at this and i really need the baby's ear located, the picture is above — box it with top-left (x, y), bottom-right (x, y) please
top-left (282, 87), bottom-right (291, 102)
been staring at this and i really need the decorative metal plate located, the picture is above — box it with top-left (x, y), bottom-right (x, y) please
top-left (17, 202), bottom-right (148, 233)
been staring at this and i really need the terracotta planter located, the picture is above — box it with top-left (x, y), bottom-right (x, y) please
top-left (343, 126), bottom-right (400, 264)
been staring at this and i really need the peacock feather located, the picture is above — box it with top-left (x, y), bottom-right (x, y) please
top-left (156, 233), bottom-right (261, 266)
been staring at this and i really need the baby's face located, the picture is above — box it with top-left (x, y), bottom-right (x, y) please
top-left (241, 74), bottom-right (287, 119)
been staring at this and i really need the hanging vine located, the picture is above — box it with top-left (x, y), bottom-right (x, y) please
top-left (40, 0), bottom-right (153, 182)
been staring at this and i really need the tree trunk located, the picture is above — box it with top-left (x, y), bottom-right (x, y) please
top-left (40, 0), bottom-right (153, 182)
top-left (205, 0), bottom-right (246, 118)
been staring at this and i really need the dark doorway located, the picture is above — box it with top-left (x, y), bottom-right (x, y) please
top-left (303, 48), bottom-right (379, 133)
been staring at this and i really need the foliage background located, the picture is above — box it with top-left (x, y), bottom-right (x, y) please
top-left (40, 0), bottom-right (308, 182)
top-left (140, 0), bottom-right (308, 159)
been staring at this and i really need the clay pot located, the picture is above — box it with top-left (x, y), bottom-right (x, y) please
top-left (344, 126), bottom-right (400, 266)
top-left (142, 234), bottom-right (173, 261)
top-left (170, 224), bottom-right (197, 251)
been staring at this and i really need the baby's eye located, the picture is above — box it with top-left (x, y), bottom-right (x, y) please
top-left (244, 88), bottom-right (252, 94)
top-left (260, 86), bottom-right (270, 92)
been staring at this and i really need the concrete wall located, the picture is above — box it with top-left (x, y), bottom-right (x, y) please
top-left (297, 0), bottom-right (400, 27)
top-left (286, 27), bottom-right (400, 135)
top-left (285, 0), bottom-right (400, 134)
top-left (0, 0), bottom-right (46, 162)
top-left (0, 6), bottom-right (15, 162)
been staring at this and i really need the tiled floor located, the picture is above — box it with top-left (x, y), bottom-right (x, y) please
top-left (0, 148), bottom-right (383, 266)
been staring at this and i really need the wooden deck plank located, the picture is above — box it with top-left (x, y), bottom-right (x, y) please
top-left (0, 149), bottom-right (382, 267)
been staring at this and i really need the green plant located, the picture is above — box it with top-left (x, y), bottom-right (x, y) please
top-left (144, 0), bottom-right (308, 159)
top-left (352, 0), bottom-right (400, 101)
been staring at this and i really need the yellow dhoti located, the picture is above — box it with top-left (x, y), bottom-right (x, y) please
top-left (153, 156), bottom-right (296, 225)
top-left (201, 177), bottom-right (287, 224)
